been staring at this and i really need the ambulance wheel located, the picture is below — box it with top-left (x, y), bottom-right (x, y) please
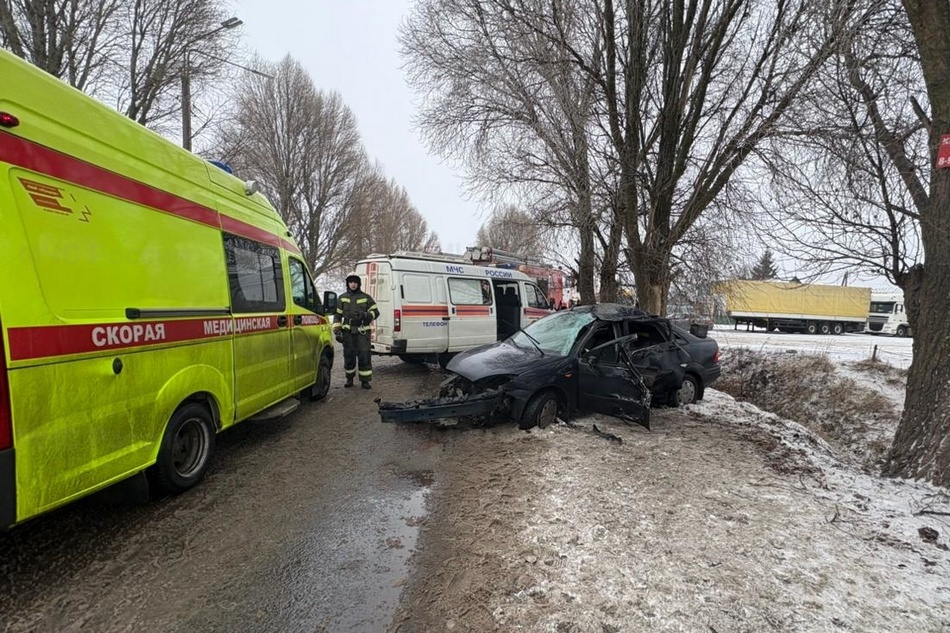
top-left (399, 354), bottom-right (427, 365)
top-left (309, 356), bottom-right (332, 401)
top-left (152, 403), bottom-right (215, 495)
top-left (519, 391), bottom-right (558, 430)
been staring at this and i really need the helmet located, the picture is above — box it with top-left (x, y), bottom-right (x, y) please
top-left (345, 273), bottom-right (361, 290)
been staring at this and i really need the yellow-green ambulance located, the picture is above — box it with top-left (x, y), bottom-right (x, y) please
top-left (0, 49), bottom-right (336, 528)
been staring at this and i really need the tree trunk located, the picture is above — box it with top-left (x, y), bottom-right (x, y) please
top-left (598, 218), bottom-right (623, 302)
top-left (883, 0), bottom-right (950, 487)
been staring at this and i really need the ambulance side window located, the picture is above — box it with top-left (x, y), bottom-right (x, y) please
top-left (403, 274), bottom-right (432, 302)
top-left (224, 234), bottom-right (286, 313)
top-left (289, 258), bottom-right (319, 312)
top-left (448, 278), bottom-right (492, 305)
top-left (525, 283), bottom-right (549, 309)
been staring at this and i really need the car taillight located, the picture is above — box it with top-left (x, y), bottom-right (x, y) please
top-left (713, 349), bottom-right (720, 363)
top-left (0, 324), bottom-right (11, 450)
top-left (394, 309), bottom-right (401, 332)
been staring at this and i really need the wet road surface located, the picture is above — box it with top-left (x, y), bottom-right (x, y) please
top-left (0, 356), bottom-right (452, 633)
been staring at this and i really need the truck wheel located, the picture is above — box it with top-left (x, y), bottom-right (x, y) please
top-left (896, 325), bottom-right (908, 338)
top-left (152, 403), bottom-right (215, 495)
top-left (831, 323), bottom-right (844, 335)
top-left (805, 322), bottom-right (818, 335)
top-left (675, 374), bottom-right (700, 406)
top-left (519, 391), bottom-right (558, 430)
top-left (819, 323), bottom-right (831, 335)
top-left (309, 356), bottom-right (332, 401)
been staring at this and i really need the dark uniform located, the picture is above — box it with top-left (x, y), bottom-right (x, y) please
top-left (334, 273), bottom-right (380, 389)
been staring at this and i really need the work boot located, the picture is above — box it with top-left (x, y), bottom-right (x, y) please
top-left (344, 376), bottom-right (354, 388)
top-left (361, 381), bottom-right (372, 390)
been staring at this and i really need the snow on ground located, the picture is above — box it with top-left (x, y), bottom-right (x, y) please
top-left (709, 328), bottom-right (914, 369)
top-left (474, 329), bottom-right (949, 631)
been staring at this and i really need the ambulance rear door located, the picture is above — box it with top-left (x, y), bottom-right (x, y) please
top-left (520, 281), bottom-right (552, 327)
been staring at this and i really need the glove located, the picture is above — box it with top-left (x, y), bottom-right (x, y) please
top-left (335, 332), bottom-right (344, 344)
top-left (362, 313), bottom-right (373, 326)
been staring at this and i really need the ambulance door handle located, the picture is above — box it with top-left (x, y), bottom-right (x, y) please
top-left (442, 317), bottom-right (450, 321)
top-left (277, 315), bottom-right (288, 327)
top-left (293, 315), bottom-right (303, 325)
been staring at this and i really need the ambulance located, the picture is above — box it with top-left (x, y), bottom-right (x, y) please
top-left (355, 251), bottom-right (552, 366)
top-left (0, 49), bottom-right (336, 528)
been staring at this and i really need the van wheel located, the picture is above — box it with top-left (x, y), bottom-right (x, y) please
top-left (152, 403), bottom-right (215, 495)
top-left (832, 323), bottom-right (844, 335)
top-left (519, 391), bottom-right (558, 430)
top-left (309, 356), bottom-right (332, 401)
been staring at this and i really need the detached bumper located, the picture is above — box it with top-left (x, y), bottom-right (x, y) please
top-left (378, 390), bottom-right (504, 423)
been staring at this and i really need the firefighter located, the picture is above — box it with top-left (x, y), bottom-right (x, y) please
top-left (333, 273), bottom-right (380, 389)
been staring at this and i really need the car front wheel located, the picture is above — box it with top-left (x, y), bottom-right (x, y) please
top-left (519, 391), bottom-right (559, 430)
top-left (675, 374), bottom-right (701, 406)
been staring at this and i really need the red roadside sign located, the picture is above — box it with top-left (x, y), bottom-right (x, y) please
top-left (937, 134), bottom-right (950, 168)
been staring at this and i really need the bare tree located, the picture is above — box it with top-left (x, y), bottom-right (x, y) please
top-left (0, 0), bottom-right (123, 90)
top-left (342, 171), bottom-right (441, 269)
top-left (219, 56), bottom-right (369, 278)
top-left (400, 0), bottom-right (604, 303)
top-left (874, 0), bottom-right (950, 487)
top-left (475, 205), bottom-right (543, 258)
top-left (111, 0), bottom-right (240, 129)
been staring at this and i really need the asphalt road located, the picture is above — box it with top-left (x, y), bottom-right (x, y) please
top-left (0, 355), bottom-right (452, 633)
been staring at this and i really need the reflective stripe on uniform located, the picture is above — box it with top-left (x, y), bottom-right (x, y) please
top-left (344, 367), bottom-right (357, 376)
top-left (356, 298), bottom-right (368, 304)
top-left (358, 369), bottom-right (372, 378)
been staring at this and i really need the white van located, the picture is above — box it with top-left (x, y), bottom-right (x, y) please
top-left (355, 252), bottom-right (552, 365)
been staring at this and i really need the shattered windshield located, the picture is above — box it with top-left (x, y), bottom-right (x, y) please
top-left (510, 310), bottom-right (596, 356)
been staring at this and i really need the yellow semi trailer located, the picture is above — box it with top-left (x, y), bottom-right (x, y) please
top-left (714, 280), bottom-right (871, 335)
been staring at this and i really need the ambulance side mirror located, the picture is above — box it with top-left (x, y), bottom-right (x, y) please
top-left (323, 291), bottom-right (338, 315)
top-left (245, 180), bottom-right (260, 196)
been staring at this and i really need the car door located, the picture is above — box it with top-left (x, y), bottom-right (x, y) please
top-left (446, 277), bottom-right (495, 351)
top-left (577, 325), bottom-right (650, 428)
top-left (225, 233), bottom-right (293, 418)
top-left (287, 257), bottom-right (322, 392)
top-left (620, 320), bottom-right (689, 399)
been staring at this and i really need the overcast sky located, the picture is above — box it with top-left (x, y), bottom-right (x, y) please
top-left (231, 0), bottom-right (485, 254)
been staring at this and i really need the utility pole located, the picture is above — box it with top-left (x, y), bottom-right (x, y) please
top-left (181, 17), bottom-right (243, 152)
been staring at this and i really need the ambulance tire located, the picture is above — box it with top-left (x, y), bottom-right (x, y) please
top-left (309, 356), bottom-right (332, 401)
top-left (519, 391), bottom-right (559, 430)
top-left (399, 354), bottom-right (427, 365)
top-left (151, 403), bottom-right (216, 496)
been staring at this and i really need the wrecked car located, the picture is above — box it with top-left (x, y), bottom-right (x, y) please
top-left (378, 304), bottom-right (700, 430)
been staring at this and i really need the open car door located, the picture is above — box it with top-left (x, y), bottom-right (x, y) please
top-left (619, 326), bottom-right (689, 403)
top-left (577, 333), bottom-right (651, 429)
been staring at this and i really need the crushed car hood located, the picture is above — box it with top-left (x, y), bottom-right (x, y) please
top-left (447, 339), bottom-right (568, 382)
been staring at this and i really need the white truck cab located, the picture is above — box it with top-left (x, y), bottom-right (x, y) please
top-left (355, 252), bottom-right (552, 365)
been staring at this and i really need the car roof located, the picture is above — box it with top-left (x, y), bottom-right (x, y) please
top-left (575, 303), bottom-right (656, 322)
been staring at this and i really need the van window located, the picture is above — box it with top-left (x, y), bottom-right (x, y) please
top-left (449, 278), bottom-right (492, 305)
top-left (224, 234), bottom-right (285, 313)
top-left (526, 283), bottom-right (549, 309)
top-left (403, 274), bottom-right (432, 302)
top-left (289, 258), bottom-right (319, 312)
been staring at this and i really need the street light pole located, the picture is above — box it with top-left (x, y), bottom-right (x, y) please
top-left (181, 16), bottom-right (243, 152)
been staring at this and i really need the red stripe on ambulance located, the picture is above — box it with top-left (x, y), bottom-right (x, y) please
top-left (7, 316), bottom-right (282, 362)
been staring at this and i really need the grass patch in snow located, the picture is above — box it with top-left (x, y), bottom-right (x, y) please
top-left (715, 348), bottom-right (900, 471)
